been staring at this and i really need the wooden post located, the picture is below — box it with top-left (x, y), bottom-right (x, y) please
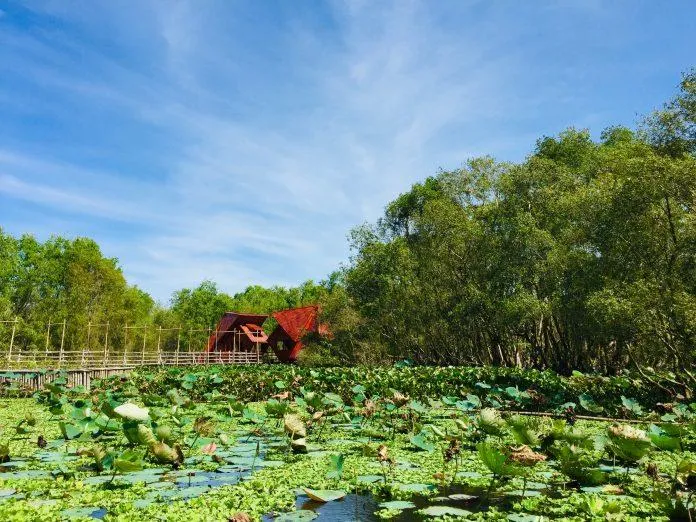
top-left (7, 317), bottom-right (17, 363)
top-left (175, 326), bottom-right (181, 366)
top-left (156, 326), bottom-right (162, 365)
top-left (123, 325), bottom-right (128, 365)
top-left (84, 321), bottom-right (91, 366)
top-left (207, 327), bottom-right (212, 365)
top-left (44, 321), bottom-right (51, 359)
top-left (59, 319), bottom-right (66, 368)
top-left (103, 322), bottom-right (109, 367)
top-left (141, 328), bottom-right (146, 365)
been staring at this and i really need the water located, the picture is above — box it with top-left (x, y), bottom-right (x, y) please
top-left (263, 482), bottom-right (543, 521)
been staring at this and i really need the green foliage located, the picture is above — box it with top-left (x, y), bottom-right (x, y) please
top-left (0, 231), bottom-right (154, 357)
top-left (476, 442), bottom-right (520, 478)
top-left (552, 442), bottom-right (606, 486)
top-left (337, 76), bottom-right (696, 380)
top-left (409, 431), bottom-right (435, 452)
top-left (606, 424), bottom-right (653, 464)
top-left (90, 364), bottom-right (683, 416)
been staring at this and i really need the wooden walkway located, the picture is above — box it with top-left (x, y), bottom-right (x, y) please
top-left (0, 350), bottom-right (265, 391)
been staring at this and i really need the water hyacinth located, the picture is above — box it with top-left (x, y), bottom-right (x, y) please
top-left (114, 403), bottom-right (149, 422)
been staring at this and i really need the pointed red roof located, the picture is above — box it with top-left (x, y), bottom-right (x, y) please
top-left (272, 305), bottom-right (320, 341)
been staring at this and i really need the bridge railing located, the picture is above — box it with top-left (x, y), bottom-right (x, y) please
top-left (0, 319), bottom-right (269, 369)
top-left (4, 349), bottom-right (262, 369)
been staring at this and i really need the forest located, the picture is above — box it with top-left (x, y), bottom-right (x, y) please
top-left (1, 70), bottom-right (695, 382)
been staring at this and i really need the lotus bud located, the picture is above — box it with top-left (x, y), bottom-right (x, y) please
top-left (155, 424), bottom-right (174, 443)
top-left (136, 424), bottom-right (157, 446)
top-left (149, 441), bottom-right (179, 464)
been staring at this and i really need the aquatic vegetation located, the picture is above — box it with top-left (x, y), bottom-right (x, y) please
top-left (0, 366), bottom-right (694, 521)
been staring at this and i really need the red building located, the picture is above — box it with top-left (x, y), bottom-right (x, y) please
top-left (206, 312), bottom-right (269, 362)
top-left (267, 305), bottom-right (328, 363)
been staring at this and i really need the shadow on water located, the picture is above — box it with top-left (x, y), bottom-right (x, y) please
top-left (264, 483), bottom-right (539, 521)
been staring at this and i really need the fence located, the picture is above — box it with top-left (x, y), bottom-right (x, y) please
top-left (0, 318), bottom-right (265, 369)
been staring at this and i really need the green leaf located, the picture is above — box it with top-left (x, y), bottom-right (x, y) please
top-left (326, 453), bottom-right (344, 480)
top-left (409, 432), bottom-right (435, 452)
top-left (419, 506), bottom-right (472, 517)
top-left (60, 507), bottom-right (104, 519)
top-left (379, 500), bottom-right (416, 510)
top-left (455, 394), bottom-right (481, 411)
top-left (397, 483), bottom-right (437, 493)
top-left (302, 488), bottom-right (346, 502)
top-left (620, 396), bottom-right (644, 416)
top-left (58, 421), bottom-right (82, 440)
top-left (357, 475), bottom-right (383, 484)
top-left (114, 450), bottom-right (144, 473)
top-left (647, 425), bottom-right (680, 451)
top-left (578, 393), bottom-right (604, 413)
top-left (477, 442), bottom-right (520, 477)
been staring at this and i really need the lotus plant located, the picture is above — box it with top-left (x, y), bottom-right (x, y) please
top-left (606, 424), bottom-right (652, 474)
top-left (507, 444), bottom-right (547, 495)
top-left (284, 414), bottom-right (307, 453)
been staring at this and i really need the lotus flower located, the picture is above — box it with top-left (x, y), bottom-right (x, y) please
top-left (201, 442), bottom-right (217, 455)
top-left (114, 403), bottom-right (149, 422)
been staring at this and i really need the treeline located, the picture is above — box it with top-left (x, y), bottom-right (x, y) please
top-left (326, 69), bottom-right (696, 382)
top-left (0, 232), bottom-right (330, 355)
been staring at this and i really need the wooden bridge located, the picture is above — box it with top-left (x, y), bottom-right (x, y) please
top-left (0, 350), bottom-right (268, 392)
top-left (0, 318), bottom-right (275, 391)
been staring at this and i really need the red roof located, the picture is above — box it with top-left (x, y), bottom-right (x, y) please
top-left (206, 312), bottom-right (269, 351)
top-left (272, 305), bottom-right (320, 342)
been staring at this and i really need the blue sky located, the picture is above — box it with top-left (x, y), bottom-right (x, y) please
top-left (0, 1), bottom-right (694, 302)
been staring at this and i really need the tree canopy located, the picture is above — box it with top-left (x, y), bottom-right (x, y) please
top-left (337, 71), bottom-right (696, 380)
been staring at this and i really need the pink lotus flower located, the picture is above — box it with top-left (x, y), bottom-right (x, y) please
top-left (201, 442), bottom-right (217, 455)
